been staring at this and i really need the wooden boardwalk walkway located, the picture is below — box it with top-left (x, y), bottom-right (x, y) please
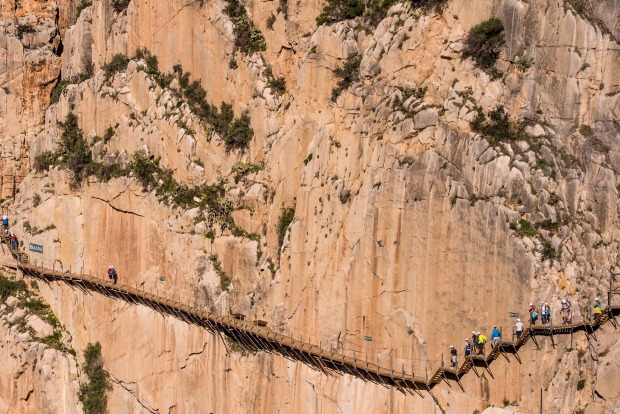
top-left (1, 232), bottom-right (619, 397)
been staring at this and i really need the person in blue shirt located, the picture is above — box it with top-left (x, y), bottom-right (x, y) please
top-left (2, 214), bottom-right (8, 230)
top-left (491, 326), bottom-right (501, 348)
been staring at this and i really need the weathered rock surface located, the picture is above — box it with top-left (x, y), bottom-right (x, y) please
top-left (0, 0), bottom-right (619, 412)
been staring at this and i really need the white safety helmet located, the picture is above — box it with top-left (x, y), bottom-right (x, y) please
top-left (472, 331), bottom-right (476, 334)
top-left (517, 319), bottom-right (521, 322)
top-left (529, 303), bottom-right (533, 306)
top-left (450, 345), bottom-right (454, 348)
top-left (596, 297), bottom-right (599, 301)
top-left (562, 299), bottom-right (566, 303)
top-left (465, 338), bottom-right (469, 341)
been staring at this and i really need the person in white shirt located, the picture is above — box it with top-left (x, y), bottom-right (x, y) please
top-left (516, 319), bottom-right (524, 340)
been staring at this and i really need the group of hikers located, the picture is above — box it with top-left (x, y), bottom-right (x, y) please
top-left (449, 297), bottom-right (606, 369)
top-left (2, 213), bottom-right (119, 284)
top-left (3, 214), bottom-right (18, 251)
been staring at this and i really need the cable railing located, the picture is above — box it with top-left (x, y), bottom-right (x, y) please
top-left (1, 230), bottom-right (619, 397)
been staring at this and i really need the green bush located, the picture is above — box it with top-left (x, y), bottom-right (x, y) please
top-left (78, 342), bottom-right (112, 414)
top-left (16, 24), bottom-right (36, 40)
top-left (169, 65), bottom-right (255, 151)
top-left (316, 0), bottom-right (365, 26)
top-left (265, 66), bottom-right (286, 95)
top-left (102, 54), bottom-right (129, 82)
top-left (135, 48), bottom-right (159, 76)
top-left (277, 0), bottom-right (288, 18)
top-left (130, 153), bottom-right (160, 188)
top-left (34, 151), bottom-right (59, 172)
top-left (513, 219), bottom-right (537, 237)
top-left (515, 55), bottom-right (533, 72)
top-left (103, 126), bottom-right (115, 143)
top-left (225, 113), bottom-right (254, 151)
top-left (277, 206), bottom-right (295, 249)
top-left (331, 55), bottom-right (362, 101)
top-left (111, 0), bottom-right (131, 12)
top-left (224, 0), bottom-right (266, 55)
top-left (540, 239), bottom-right (556, 262)
top-left (209, 255), bottom-right (232, 291)
top-left (470, 105), bottom-right (520, 144)
top-left (317, 0), bottom-right (447, 27)
top-left (579, 124), bottom-right (594, 137)
top-left (576, 378), bottom-right (586, 391)
top-left (267, 14), bottom-right (276, 29)
top-left (57, 113), bottom-right (94, 183)
top-left (0, 274), bottom-right (27, 301)
top-left (76, 0), bottom-right (92, 17)
top-left (463, 18), bottom-right (505, 76)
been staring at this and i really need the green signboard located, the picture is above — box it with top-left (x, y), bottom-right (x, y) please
top-left (508, 312), bottom-right (519, 318)
top-left (364, 336), bottom-right (372, 341)
top-left (29, 243), bottom-right (43, 253)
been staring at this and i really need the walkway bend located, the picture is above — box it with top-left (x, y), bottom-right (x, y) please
top-left (1, 233), bottom-right (619, 397)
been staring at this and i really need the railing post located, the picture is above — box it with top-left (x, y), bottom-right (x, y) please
top-left (12, 175), bottom-right (16, 199)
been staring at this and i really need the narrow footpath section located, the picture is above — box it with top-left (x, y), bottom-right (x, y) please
top-left (1, 232), bottom-right (619, 398)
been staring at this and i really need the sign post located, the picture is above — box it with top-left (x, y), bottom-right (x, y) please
top-left (29, 243), bottom-right (43, 254)
top-left (364, 336), bottom-right (372, 342)
top-left (508, 312), bottom-right (519, 318)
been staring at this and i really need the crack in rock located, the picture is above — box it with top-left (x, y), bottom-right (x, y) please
top-left (111, 374), bottom-right (158, 413)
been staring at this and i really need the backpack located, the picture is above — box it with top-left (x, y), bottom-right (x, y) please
top-left (532, 311), bottom-right (539, 318)
top-left (566, 300), bottom-right (571, 308)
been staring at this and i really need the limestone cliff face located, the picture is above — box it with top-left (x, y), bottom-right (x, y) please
top-left (1, 0), bottom-right (620, 412)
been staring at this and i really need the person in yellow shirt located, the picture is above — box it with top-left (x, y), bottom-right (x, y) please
top-left (593, 297), bottom-right (602, 321)
top-left (477, 332), bottom-right (487, 355)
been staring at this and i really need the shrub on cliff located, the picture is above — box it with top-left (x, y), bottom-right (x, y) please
top-left (0, 274), bottom-right (27, 301)
top-left (102, 54), bottom-right (129, 82)
top-left (463, 18), bottom-right (505, 78)
top-left (225, 113), bottom-right (254, 151)
top-left (331, 55), bottom-right (362, 101)
top-left (168, 65), bottom-right (255, 151)
top-left (316, 0), bottom-right (365, 26)
top-left (224, 0), bottom-right (266, 54)
top-left (317, 0), bottom-right (448, 27)
top-left (57, 113), bottom-right (94, 182)
top-left (277, 206), bottom-right (296, 250)
top-left (76, 0), bottom-right (92, 17)
top-left (470, 105), bottom-right (521, 144)
top-left (78, 342), bottom-right (112, 414)
top-left (111, 0), bottom-right (131, 12)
